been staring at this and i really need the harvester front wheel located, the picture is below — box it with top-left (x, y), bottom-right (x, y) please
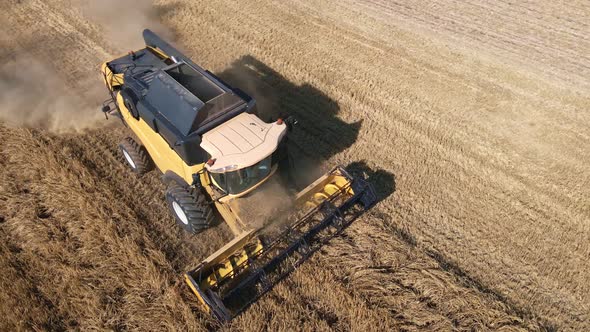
top-left (118, 137), bottom-right (153, 175)
top-left (165, 182), bottom-right (213, 234)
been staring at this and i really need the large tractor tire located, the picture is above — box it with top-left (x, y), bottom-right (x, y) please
top-left (165, 182), bottom-right (214, 233)
top-left (118, 137), bottom-right (153, 175)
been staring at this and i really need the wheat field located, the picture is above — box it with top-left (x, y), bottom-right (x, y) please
top-left (0, 0), bottom-right (588, 331)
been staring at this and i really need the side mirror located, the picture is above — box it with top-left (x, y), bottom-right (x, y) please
top-left (101, 105), bottom-right (111, 113)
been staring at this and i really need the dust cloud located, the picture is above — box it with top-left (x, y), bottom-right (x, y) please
top-left (0, 57), bottom-right (104, 132)
top-left (0, 0), bottom-right (174, 132)
top-left (76, 0), bottom-right (174, 52)
top-left (230, 176), bottom-right (296, 232)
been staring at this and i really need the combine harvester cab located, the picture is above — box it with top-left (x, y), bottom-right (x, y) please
top-left (185, 166), bottom-right (376, 321)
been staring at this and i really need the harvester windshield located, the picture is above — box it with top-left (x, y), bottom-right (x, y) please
top-left (210, 156), bottom-right (272, 194)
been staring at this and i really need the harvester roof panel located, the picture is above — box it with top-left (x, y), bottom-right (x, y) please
top-left (201, 113), bottom-right (287, 170)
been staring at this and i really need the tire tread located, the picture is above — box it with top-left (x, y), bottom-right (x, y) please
top-left (118, 137), bottom-right (153, 175)
top-left (165, 182), bottom-right (213, 233)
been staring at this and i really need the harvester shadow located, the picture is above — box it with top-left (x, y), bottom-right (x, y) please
top-left (346, 161), bottom-right (396, 202)
top-left (216, 55), bottom-right (362, 188)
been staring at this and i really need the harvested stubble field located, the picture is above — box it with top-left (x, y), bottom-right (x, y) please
top-left (0, 0), bottom-right (589, 331)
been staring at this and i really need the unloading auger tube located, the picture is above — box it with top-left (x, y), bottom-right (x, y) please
top-left (185, 166), bottom-right (377, 321)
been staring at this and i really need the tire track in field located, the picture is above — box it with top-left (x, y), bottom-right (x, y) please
top-left (355, 0), bottom-right (590, 89)
top-left (370, 0), bottom-right (590, 64)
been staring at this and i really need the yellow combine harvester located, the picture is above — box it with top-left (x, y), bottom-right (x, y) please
top-left (100, 30), bottom-right (376, 321)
